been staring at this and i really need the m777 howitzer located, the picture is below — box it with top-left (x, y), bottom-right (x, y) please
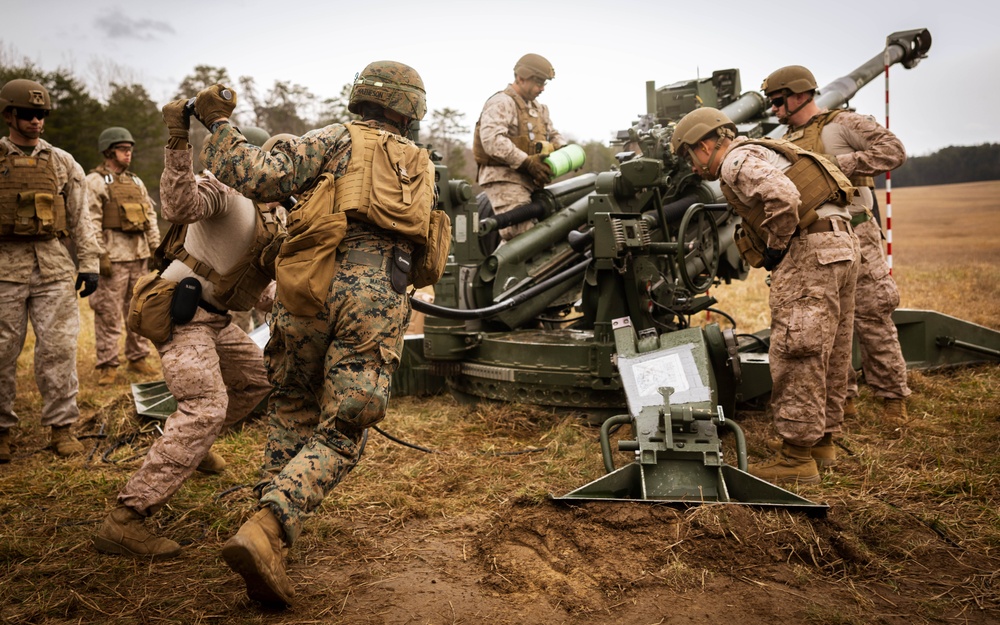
top-left (411, 29), bottom-right (955, 413)
top-left (400, 27), bottom-right (994, 511)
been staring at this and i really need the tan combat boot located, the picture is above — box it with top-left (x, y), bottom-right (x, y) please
top-left (843, 397), bottom-right (858, 419)
top-left (50, 425), bottom-right (85, 457)
top-left (883, 398), bottom-right (908, 425)
top-left (197, 450), bottom-right (228, 474)
top-left (222, 507), bottom-right (295, 606)
top-left (126, 358), bottom-right (157, 376)
top-left (749, 442), bottom-right (820, 485)
top-left (97, 366), bottom-right (117, 386)
top-left (766, 433), bottom-right (837, 469)
top-left (0, 428), bottom-right (11, 464)
top-left (93, 505), bottom-right (181, 559)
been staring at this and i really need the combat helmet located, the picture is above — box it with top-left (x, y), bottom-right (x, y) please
top-left (761, 65), bottom-right (818, 96)
top-left (240, 126), bottom-right (270, 148)
top-left (349, 61), bottom-right (427, 121)
top-left (514, 54), bottom-right (556, 82)
top-left (0, 78), bottom-right (51, 112)
top-left (669, 107), bottom-right (737, 155)
top-left (98, 127), bottom-right (135, 153)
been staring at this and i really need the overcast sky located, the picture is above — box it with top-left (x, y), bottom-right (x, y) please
top-left (3, 0), bottom-right (997, 156)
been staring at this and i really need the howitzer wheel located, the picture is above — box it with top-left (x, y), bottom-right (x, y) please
top-left (677, 203), bottom-right (720, 293)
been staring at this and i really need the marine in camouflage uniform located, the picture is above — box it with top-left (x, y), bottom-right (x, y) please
top-left (0, 79), bottom-right (102, 463)
top-left (85, 127), bottom-right (161, 384)
top-left (671, 107), bottom-right (860, 485)
top-left (475, 53), bottom-right (564, 241)
top-left (195, 61), bottom-right (434, 607)
top-left (764, 65), bottom-right (910, 428)
top-left (92, 112), bottom-right (273, 560)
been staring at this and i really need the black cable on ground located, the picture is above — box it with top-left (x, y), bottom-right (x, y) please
top-left (374, 425), bottom-right (439, 453)
top-left (373, 425), bottom-right (547, 456)
top-left (215, 484), bottom-right (251, 500)
top-left (101, 432), bottom-right (144, 464)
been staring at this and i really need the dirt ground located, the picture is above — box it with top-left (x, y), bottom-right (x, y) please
top-left (2, 182), bottom-right (998, 625)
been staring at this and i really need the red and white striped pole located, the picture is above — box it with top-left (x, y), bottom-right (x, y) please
top-left (884, 44), bottom-right (893, 275)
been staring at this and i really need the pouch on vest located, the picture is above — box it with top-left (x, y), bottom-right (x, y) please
top-left (366, 132), bottom-right (434, 242)
top-left (14, 191), bottom-right (56, 236)
top-left (733, 225), bottom-right (765, 269)
top-left (275, 173), bottom-right (346, 317)
top-left (120, 202), bottom-right (149, 233)
top-left (170, 277), bottom-right (202, 324)
top-left (128, 272), bottom-right (177, 343)
top-left (391, 247), bottom-right (411, 295)
top-left (409, 208), bottom-right (452, 288)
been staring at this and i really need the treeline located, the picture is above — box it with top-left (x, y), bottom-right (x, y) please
top-left (0, 50), bottom-right (364, 203)
top-left (883, 143), bottom-right (1000, 188)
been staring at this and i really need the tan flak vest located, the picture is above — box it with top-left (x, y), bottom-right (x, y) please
top-left (154, 200), bottom-right (285, 311)
top-left (472, 86), bottom-right (555, 166)
top-left (92, 165), bottom-right (151, 232)
top-left (333, 121), bottom-right (435, 244)
top-left (277, 121), bottom-right (446, 316)
top-left (783, 110), bottom-right (875, 189)
top-left (721, 138), bottom-right (856, 267)
top-left (0, 147), bottom-right (68, 239)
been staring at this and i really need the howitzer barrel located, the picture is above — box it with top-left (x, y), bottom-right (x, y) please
top-left (766, 28), bottom-right (931, 137)
top-left (721, 91), bottom-right (770, 125)
top-left (706, 29), bottom-right (930, 134)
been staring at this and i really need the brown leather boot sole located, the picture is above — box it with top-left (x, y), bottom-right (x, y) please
top-left (222, 533), bottom-right (293, 607)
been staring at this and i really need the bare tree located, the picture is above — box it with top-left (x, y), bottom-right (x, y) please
top-left (86, 58), bottom-right (142, 103)
top-left (315, 83), bottom-right (357, 128)
top-left (173, 65), bottom-right (233, 99)
top-left (425, 107), bottom-right (470, 180)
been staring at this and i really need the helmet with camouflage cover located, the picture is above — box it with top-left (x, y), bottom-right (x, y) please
top-left (98, 127), bottom-right (135, 153)
top-left (761, 65), bottom-right (818, 96)
top-left (348, 60), bottom-right (427, 121)
top-left (240, 126), bottom-right (270, 148)
top-left (669, 107), bottom-right (737, 155)
top-left (0, 78), bottom-right (52, 113)
top-left (514, 53), bottom-right (555, 82)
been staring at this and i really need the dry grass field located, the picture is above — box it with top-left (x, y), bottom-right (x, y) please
top-left (1, 181), bottom-right (998, 624)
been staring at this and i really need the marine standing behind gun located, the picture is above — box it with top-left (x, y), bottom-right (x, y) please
top-left (762, 65), bottom-right (911, 436)
top-left (474, 53), bottom-right (564, 241)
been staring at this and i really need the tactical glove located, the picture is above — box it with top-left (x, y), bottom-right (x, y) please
top-left (193, 84), bottom-right (237, 128)
top-left (518, 154), bottom-right (552, 188)
top-left (99, 253), bottom-right (112, 278)
top-left (762, 247), bottom-right (787, 272)
top-left (161, 99), bottom-right (191, 141)
top-left (76, 273), bottom-right (99, 298)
